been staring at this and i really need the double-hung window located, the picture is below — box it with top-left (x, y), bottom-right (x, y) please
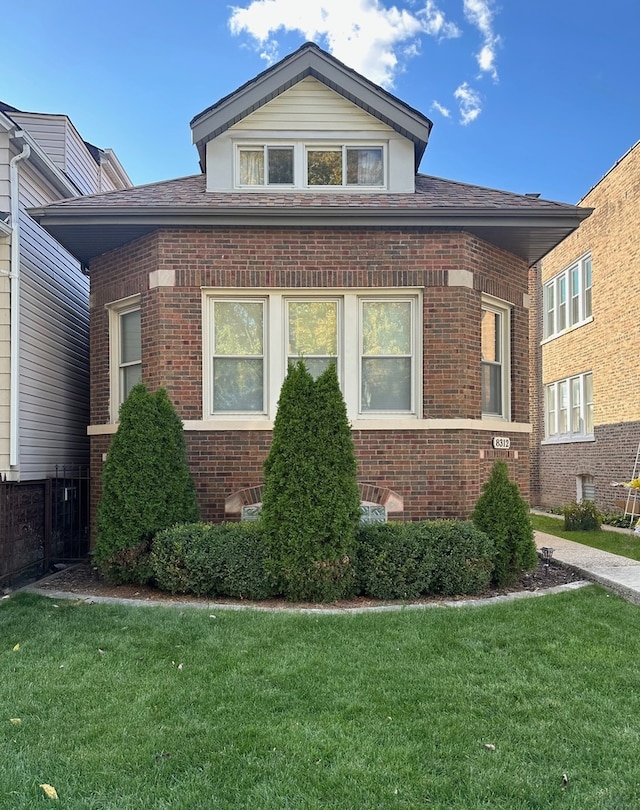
top-left (545, 372), bottom-right (593, 440)
top-left (204, 291), bottom-right (419, 420)
top-left (108, 296), bottom-right (141, 420)
top-left (543, 253), bottom-right (592, 339)
top-left (481, 298), bottom-right (511, 419)
top-left (211, 300), bottom-right (265, 412)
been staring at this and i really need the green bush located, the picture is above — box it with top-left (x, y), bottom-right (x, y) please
top-left (472, 460), bottom-right (537, 587)
top-left (563, 500), bottom-right (602, 531)
top-left (151, 522), bottom-right (274, 600)
top-left (355, 523), bottom-right (435, 600)
top-left (602, 511), bottom-right (633, 528)
top-left (355, 520), bottom-right (493, 599)
top-left (425, 520), bottom-right (494, 596)
top-left (94, 384), bottom-right (199, 584)
top-left (262, 361), bottom-right (360, 602)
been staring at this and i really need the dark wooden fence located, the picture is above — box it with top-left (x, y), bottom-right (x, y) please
top-left (0, 466), bottom-right (89, 588)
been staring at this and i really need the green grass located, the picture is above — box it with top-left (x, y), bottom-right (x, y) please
top-left (3, 589), bottom-right (640, 808)
top-left (531, 513), bottom-right (640, 561)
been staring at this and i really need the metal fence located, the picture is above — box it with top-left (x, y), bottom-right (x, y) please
top-left (0, 465), bottom-right (89, 588)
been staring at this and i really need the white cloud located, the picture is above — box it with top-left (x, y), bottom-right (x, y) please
top-left (463, 0), bottom-right (500, 79)
top-left (420, 1), bottom-right (461, 38)
top-left (432, 100), bottom-right (451, 118)
top-left (228, 0), bottom-right (461, 89)
top-left (454, 81), bottom-right (482, 124)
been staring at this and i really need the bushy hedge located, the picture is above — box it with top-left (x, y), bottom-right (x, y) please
top-left (355, 523), bottom-right (435, 600)
top-left (151, 522), bottom-right (274, 600)
top-left (563, 500), bottom-right (602, 531)
top-left (151, 518), bottom-right (494, 601)
top-left (423, 520), bottom-right (494, 596)
top-left (356, 520), bottom-right (493, 599)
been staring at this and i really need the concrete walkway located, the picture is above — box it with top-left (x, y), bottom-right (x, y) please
top-left (535, 530), bottom-right (640, 605)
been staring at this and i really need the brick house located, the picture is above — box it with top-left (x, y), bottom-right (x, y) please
top-left (30, 43), bottom-right (588, 537)
top-left (531, 140), bottom-right (640, 513)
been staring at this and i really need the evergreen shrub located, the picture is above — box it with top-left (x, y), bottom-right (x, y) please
top-left (94, 384), bottom-right (199, 584)
top-left (356, 520), bottom-right (493, 599)
top-left (261, 361), bottom-right (360, 602)
top-left (563, 500), bottom-right (602, 531)
top-left (424, 520), bottom-right (494, 596)
top-left (151, 522), bottom-right (273, 599)
top-left (471, 460), bottom-right (537, 587)
top-left (355, 522), bottom-right (435, 600)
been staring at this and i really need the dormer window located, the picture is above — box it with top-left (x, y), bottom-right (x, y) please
top-left (235, 142), bottom-right (386, 190)
top-left (239, 146), bottom-right (294, 186)
top-left (307, 146), bottom-right (384, 187)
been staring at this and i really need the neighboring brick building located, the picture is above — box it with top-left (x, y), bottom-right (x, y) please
top-left (30, 43), bottom-right (588, 538)
top-left (531, 140), bottom-right (640, 512)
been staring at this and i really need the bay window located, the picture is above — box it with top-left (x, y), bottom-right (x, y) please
top-left (204, 291), bottom-right (419, 420)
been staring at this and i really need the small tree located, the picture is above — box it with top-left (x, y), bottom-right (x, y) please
top-left (94, 384), bottom-right (199, 584)
top-left (262, 361), bottom-right (360, 601)
top-left (471, 460), bottom-right (537, 587)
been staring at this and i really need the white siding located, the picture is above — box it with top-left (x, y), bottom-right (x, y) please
top-left (206, 77), bottom-right (416, 192)
top-left (234, 77), bottom-right (391, 132)
top-left (17, 206), bottom-right (89, 478)
top-left (0, 134), bottom-right (12, 474)
top-left (10, 112), bottom-right (99, 195)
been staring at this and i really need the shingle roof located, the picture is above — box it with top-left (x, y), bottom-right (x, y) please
top-left (37, 172), bottom-right (578, 212)
top-left (29, 173), bottom-right (591, 267)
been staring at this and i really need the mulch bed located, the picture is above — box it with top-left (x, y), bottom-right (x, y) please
top-left (25, 558), bottom-right (587, 610)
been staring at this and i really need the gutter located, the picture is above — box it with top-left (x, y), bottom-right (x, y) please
top-left (9, 135), bottom-right (30, 468)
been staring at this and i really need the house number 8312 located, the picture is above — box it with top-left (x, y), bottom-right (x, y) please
top-left (492, 436), bottom-right (511, 450)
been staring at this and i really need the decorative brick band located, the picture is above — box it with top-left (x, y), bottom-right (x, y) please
top-left (224, 482), bottom-right (404, 516)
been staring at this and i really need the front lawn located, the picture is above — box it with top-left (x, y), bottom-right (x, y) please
top-left (531, 512), bottom-right (640, 561)
top-left (2, 589), bottom-right (640, 808)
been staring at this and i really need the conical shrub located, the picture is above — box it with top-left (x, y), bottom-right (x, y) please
top-left (94, 383), bottom-right (199, 583)
top-left (471, 460), bottom-right (537, 586)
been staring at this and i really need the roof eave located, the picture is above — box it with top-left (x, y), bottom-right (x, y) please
top-left (29, 204), bottom-right (591, 268)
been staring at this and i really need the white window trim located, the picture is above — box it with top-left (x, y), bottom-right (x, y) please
top-left (543, 371), bottom-right (594, 443)
top-left (481, 295), bottom-right (511, 421)
top-left (107, 294), bottom-right (141, 423)
top-left (543, 252), bottom-right (592, 341)
top-left (202, 288), bottom-right (421, 422)
top-left (234, 140), bottom-right (388, 191)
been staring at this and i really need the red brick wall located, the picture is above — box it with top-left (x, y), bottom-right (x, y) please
top-left (88, 226), bottom-right (531, 536)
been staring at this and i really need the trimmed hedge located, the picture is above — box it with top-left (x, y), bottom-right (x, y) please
top-left (151, 518), bottom-right (494, 601)
top-left (423, 520), bottom-right (494, 596)
top-left (151, 522), bottom-right (275, 600)
top-left (355, 523), bottom-right (435, 600)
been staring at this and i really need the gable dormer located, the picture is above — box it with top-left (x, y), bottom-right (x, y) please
top-left (190, 42), bottom-right (432, 194)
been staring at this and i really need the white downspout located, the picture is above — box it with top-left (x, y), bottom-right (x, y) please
top-left (9, 137), bottom-right (30, 468)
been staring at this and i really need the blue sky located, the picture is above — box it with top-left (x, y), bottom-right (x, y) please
top-left (2, 0), bottom-right (638, 204)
